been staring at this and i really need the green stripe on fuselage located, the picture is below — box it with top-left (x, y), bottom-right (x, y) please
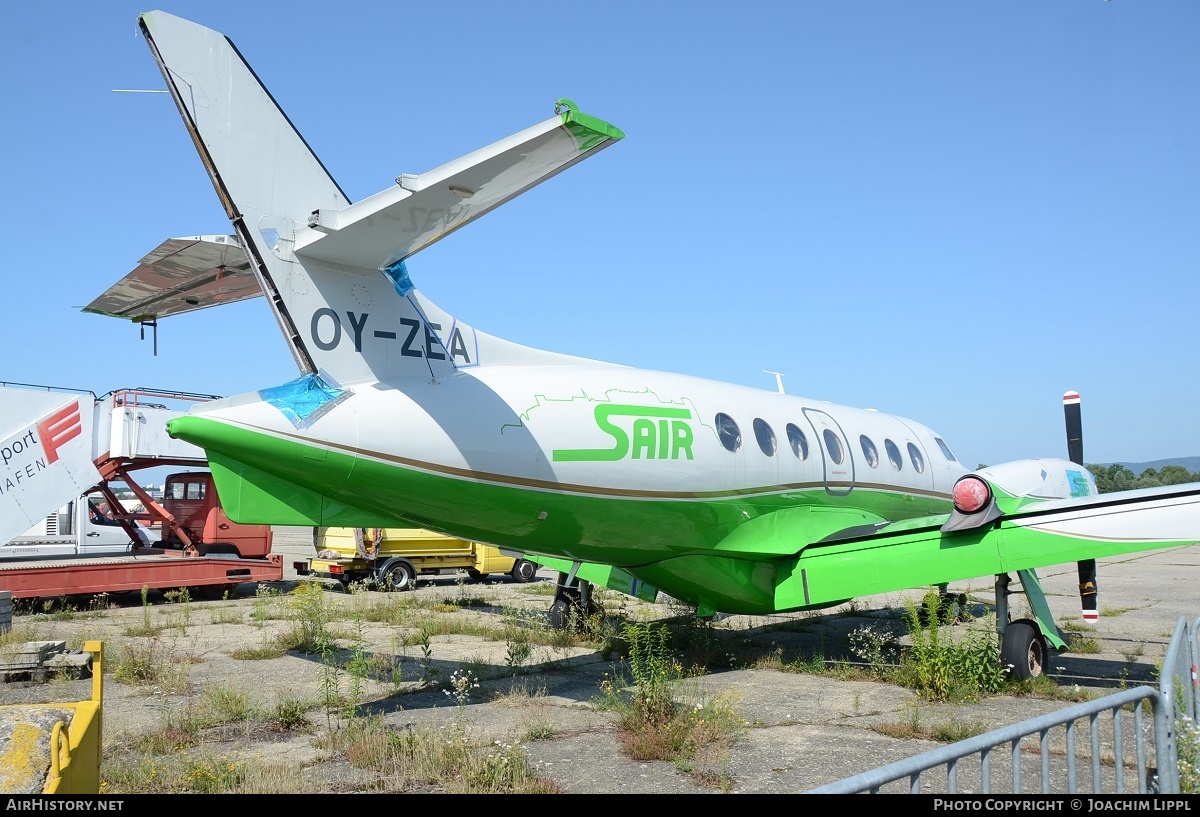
top-left (175, 415), bottom-right (1054, 614)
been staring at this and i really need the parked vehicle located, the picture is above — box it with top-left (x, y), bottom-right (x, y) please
top-left (296, 527), bottom-right (538, 591)
top-left (3, 492), bottom-right (151, 560)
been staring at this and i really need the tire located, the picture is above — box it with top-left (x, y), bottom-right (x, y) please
top-left (380, 560), bottom-right (416, 592)
top-left (466, 569), bottom-right (487, 582)
top-left (509, 559), bottom-right (537, 583)
top-left (1001, 619), bottom-right (1047, 681)
top-left (548, 598), bottom-right (572, 630)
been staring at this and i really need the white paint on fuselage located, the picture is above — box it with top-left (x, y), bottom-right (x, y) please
top-left (192, 365), bottom-right (969, 500)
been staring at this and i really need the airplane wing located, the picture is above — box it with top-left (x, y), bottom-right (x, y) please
top-left (292, 100), bottom-right (625, 271)
top-left (777, 481), bottom-right (1200, 612)
top-left (83, 235), bottom-right (261, 321)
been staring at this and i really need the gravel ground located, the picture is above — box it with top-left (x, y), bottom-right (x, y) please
top-left (1, 533), bottom-right (1197, 795)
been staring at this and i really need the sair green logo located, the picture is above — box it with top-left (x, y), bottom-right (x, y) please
top-left (552, 405), bottom-right (695, 462)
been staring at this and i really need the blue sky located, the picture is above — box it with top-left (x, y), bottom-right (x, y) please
top-left (2, 1), bottom-right (1196, 470)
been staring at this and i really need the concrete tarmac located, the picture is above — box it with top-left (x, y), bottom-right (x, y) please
top-left (266, 527), bottom-right (1200, 794)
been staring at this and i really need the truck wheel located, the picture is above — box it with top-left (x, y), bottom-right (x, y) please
top-left (381, 561), bottom-right (416, 592)
top-left (466, 569), bottom-right (487, 582)
top-left (510, 560), bottom-right (537, 583)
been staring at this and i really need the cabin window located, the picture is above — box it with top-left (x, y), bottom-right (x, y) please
top-left (715, 413), bottom-right (742, 453)
top-left (786, 424), bottom-right (809, 460)
top-left (934, 437), bottom-right (957, 462)
top-left (823, 429), bottom-right (844, 465)
top-left (885, 439), bottom-right (903, 471)
top-left (907, 443), bottom-right (925, 474)
top-left (859, 435), bottom-right (879, 468)
top-left (174, 480), bottom-right (206, 501)
top-left (88, 498), bottom-right (120, 527)
top-left (753, 418), bottom-right (777, 457)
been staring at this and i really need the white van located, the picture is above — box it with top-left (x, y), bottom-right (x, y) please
top-left (2, 492), bottom-right (152, 560)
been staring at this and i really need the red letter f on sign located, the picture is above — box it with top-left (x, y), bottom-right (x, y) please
top-left (36, 403), bottom-right (83, 465)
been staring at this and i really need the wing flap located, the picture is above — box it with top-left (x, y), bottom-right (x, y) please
top-left (293, 103), bottom-right (624, 271)
top-left (83, 235), bottom-right (262, 321)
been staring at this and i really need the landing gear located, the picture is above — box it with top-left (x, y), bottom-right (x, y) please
top-left (1001, 618), bottom-right (1047, 681)
top-left (548, 572), bottom-right (599, 631)
top-left (993, 571), bottom-right (1065, 681)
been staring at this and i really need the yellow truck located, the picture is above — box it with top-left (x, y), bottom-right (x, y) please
top-left (295, 527), bottom-right (539, 591)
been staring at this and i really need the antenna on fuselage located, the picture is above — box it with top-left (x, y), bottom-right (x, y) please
top-left (764, 371), bottom-right (785, 394)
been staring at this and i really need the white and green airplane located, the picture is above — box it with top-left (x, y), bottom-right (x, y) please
top-left (87, 11), bottom-right (1200, 679)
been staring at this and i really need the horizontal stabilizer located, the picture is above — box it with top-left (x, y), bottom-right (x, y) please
top-left (84, 235), bottom-right (261, 321)
top-left (294, 102), bottom-right (624, 271)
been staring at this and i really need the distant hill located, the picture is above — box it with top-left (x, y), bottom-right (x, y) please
top-left (1095, 456), bottom-right (1200, 474)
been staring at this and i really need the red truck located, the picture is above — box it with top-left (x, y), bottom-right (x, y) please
top-left (0, 471), bottom-right (282, 602)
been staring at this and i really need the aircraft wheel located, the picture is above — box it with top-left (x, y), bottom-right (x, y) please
top-left (381, 561), bottom-right (416, 592)
top-left (548, 594), bottom-right (598, 631)
top-left (548, 598), bottom-right (572, 630)
top-left (1001, 619), bottom-right (1047, 681)
top-left (509, 559), bottom-right (537, 583)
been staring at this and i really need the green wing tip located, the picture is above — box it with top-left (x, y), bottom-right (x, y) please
top-left (555, 98), bottom-right (625, 141)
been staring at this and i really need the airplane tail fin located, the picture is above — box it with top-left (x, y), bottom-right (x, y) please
top-left (137, 11), bottom-right (623, 386)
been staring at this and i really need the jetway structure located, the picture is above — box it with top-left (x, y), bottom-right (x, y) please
top-left (0, 383), bottom-right (283, 600)
top-left (0, 383), bottom-right (213, 544)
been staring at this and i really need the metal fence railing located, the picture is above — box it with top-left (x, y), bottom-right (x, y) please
top-left (806, 616), bottom-right (1200, 794)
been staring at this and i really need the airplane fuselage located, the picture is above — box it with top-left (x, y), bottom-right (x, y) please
top-left (171, 365), bottom-right (969, 609)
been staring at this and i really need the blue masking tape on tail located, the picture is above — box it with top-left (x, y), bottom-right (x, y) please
top-left (259, 373), bottom-right (348, 430)
top-left (383, 259), bottom-right (413, 296)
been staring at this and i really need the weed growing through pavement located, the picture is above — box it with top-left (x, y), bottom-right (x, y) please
top-left (505, 628), bottom-right (533, 670)
top-left (445, 668), bottom-right (480, 714)
top-left (110, 634), bottom-right (190, 694)
top-left (120, 586), bottom-right (162, 637)
top-left (319, 638), bottom-right (343, 731)
top-left (251, 584), bottom-right (280, 627)
top-left (847, 622), bottom-right (902, 676)
top-left (278, 581), bottom-right (334, 654)
top-left (1179, 712), bottom-right (1200, 794)
top-left (591, 620), bottom-right (746, 788)
top-left (416, 626), bottom-right (436, 684)
top-left (327, 714), bottom-right (563, 793)
top-left (895, 592), bottom-right (1009, 702)
top-left (161, 588), bottom-right (192, 632)
top-left (344, 614), bottom-right (370, 720)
